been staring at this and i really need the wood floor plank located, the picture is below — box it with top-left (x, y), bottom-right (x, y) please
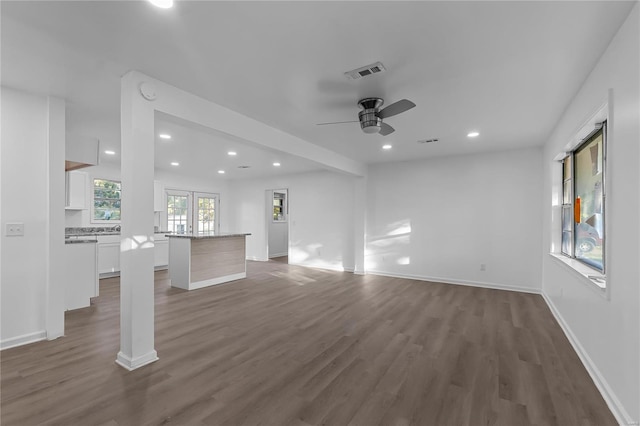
top-left (1, 261), bottom-right (617, 426)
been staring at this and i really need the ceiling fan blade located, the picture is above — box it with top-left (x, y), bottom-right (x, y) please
top-left (316, 120), bottom-right (359, 126)
top-left (379, 122), bottom-right (395, 136)
top-left (378, 99), bottom-right (416, 119)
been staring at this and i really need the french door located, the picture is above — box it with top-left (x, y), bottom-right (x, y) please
top-left (166, 190), bottom-right (219, 235)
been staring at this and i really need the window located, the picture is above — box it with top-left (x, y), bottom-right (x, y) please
top-left (561, 124), bottom-right (606, 272)
top-left (195, 193), bottom-right (217, 234)
top-left (167, 191), bottom-right (190, 234)
top-left (273, 190), bottom-right (287, 222)
top-left (93, 179), bottom-right (121, 222)
top-left (166, 190), bottom-right (218, 235)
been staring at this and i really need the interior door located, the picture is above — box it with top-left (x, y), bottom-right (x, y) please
top-left (193, 192), bottom-right (219, 235)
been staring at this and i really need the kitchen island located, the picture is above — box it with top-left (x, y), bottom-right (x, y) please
top-left (167, 233), bottom-right (251, 290)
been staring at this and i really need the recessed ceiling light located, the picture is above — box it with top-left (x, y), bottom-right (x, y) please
top-left (104, 150), bottom-right (116, 155)
top-left (218, 170), bottom-right (225, 174)
top-left (273, 162), bottom-right (281, 167)
top-left (467, 131), bottom-right (480, 138)
top-left (228, 151), bottom-right (237, 156)
top-left (170, 162), bottom-right (179, 166)
top-left (148, 0), bottom-right (173, 8)
top-left (159, 133), bottom-right (172, 140)
top-left (382, 144), bottom-right (392, 150)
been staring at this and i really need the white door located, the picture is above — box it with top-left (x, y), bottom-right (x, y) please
top-left (166, 190), bottom-right (191, 234)
top-left (193, 192), bottom-right (219, 234)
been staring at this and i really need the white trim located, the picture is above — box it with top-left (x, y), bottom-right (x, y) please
top-left (563, 101), bottom-right (608, 153)
top-left (247, 256), bottom-right (268, 262)
top-left (548, 253), bottom-right (608, 296)
top-left (366, 270), bottom-right (541, 294)
top-left (268, 252), bottom-right (288, 259)
top-left (115, 350), bottom-right (159, 371)
top-left (90, 177), bottom-right (122, 224)
top-left (187, 272), bottom-right (247, 290)
top-left (288, 262), bottom-right (355, 274)
top-left (541, 292), bottom-right (637, 426)
top-left (1, 330), bottom-right (47, 350)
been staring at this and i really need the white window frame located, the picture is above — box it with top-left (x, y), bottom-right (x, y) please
top-left (193, 192), bottom-right (220, 234)
top-left (560, 124), bottom-right (606, 273)
top-left (91, 178), bottom-right (122, 224)
top-left (551, 100), bottom-right (609, 294)
top-left (272, 189), bottom-right (287, 222)
top-left (166, 189), bottom-right (220, 235)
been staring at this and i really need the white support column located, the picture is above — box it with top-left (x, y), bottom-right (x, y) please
top-left (353, 176), bottom-right (367, 275)
top-left (116, 71), bottom-right (158, 370)
top-left (45, 97), bottom-right (66, 340)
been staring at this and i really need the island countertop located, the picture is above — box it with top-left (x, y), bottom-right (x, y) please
top-left (166, 232), bottom-right (251, 239)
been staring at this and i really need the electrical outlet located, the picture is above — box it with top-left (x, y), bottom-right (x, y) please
top-left (480, 263), bottom-right (486, 271)
top-left (6, 223), bottom-right (24, 236)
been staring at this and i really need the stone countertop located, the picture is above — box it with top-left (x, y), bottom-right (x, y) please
top-left (66, 231), bottom-right (120, 237)
top-left (65, 239), bottom-right (98, 244)
top-left (65, 231), bottom-right (172, 237)
top-left (166, 232), bottom-right (251, 239)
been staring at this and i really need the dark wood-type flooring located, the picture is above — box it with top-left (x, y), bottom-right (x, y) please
top-left (1, 260), bottom-right (616, 425)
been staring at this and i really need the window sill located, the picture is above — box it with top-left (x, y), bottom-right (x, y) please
top-left (548, 253), bottom-right (607, 292)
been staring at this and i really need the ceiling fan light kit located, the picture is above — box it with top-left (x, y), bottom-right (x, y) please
top-left (317, 97), bottom-right (415, 136)
top-left (358, 98), bottom-right (384, 134)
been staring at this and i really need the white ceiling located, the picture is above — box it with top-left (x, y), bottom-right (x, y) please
top-left (1, 1), bottom-right (636, 178)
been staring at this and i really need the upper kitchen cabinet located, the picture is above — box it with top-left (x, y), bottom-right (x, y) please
top-left (66, 170), bottom-right (88, 210)
top-left (65, 134), bottom-right (99, 171)
top-left (154, 181), bottom-right (165, 211)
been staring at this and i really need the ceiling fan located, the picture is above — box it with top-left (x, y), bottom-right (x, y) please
top-left (317, 97), bottom-right (416, 136)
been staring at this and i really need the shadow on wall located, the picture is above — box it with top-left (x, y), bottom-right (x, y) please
top-left (289, 236), bottom-right (351, 272)
top-left (365, 219), bottom-right (412, 270)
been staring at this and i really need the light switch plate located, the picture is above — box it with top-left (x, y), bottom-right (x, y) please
top-left (6, 223), bottom-right (24, 236)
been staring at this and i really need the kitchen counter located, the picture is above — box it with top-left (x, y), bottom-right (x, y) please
top-left (65, 228), bottom-right (172, 237)
top-left (168, 233), bottom-right (250, 290)
top-left (64, 239), bottom-right (98, 310)
top-left (65, 239), bottom-right (98, 244)
top-left (166, 232), bottom-right (251, 239)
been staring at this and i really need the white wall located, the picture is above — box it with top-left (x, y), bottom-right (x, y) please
top-left (541, 4), bottom-right (639, 424)
top-left (229, 171), bottom-right (356, 271)
top-left (1, 87), bottom-right (66, 348)
top-left (366, 147), bottom-right (543, 292)
top-left (65, 164), bottom-right (230, 232)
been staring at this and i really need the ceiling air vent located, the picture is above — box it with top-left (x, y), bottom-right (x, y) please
top-left (344, 61), bottom-right (386, 80)
top-left (417, 138), bottom-right (439, 144)
top-left (237, 165), bottom-right (250, 169)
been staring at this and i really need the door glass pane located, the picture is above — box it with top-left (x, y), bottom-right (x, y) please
top-left (167, 195), bottom-right (189, 234)
top-left (196, 196), bottom-right (216, 234)
top-left (574, 131), bottom-right (604, 271)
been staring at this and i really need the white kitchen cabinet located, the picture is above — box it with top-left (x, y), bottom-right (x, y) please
top-left (65, 170), bottom-right (88, 210)
top-left (154, 181), bottom-right (165, 211)
top-left (64, 241), bottom-right (98, 310)
top-left (97, 235), bottom-right (120, 276)
top-left (154, 239), bottom-right (169, 269)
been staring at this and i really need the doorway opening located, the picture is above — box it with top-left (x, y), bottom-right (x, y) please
top-left (266, 189), bottom-right (289, 263)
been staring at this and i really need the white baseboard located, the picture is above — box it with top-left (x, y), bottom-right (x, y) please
top-left (288, 262), bottom-right (354, 273)
top-left (366, 269), bottom-right (541, 294)
top-left (246, 256), bottom-right (268, 262)
top-left (268, 252), bottom-right (288, 259)
top-left (1, 330), bottom-right (47, 350)
top-left (541, 292), bottom-right (637, 426)
top-left (188, 272), bottom-right (247, 290)
top-left (115, 350), bottom-right (159, 371)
